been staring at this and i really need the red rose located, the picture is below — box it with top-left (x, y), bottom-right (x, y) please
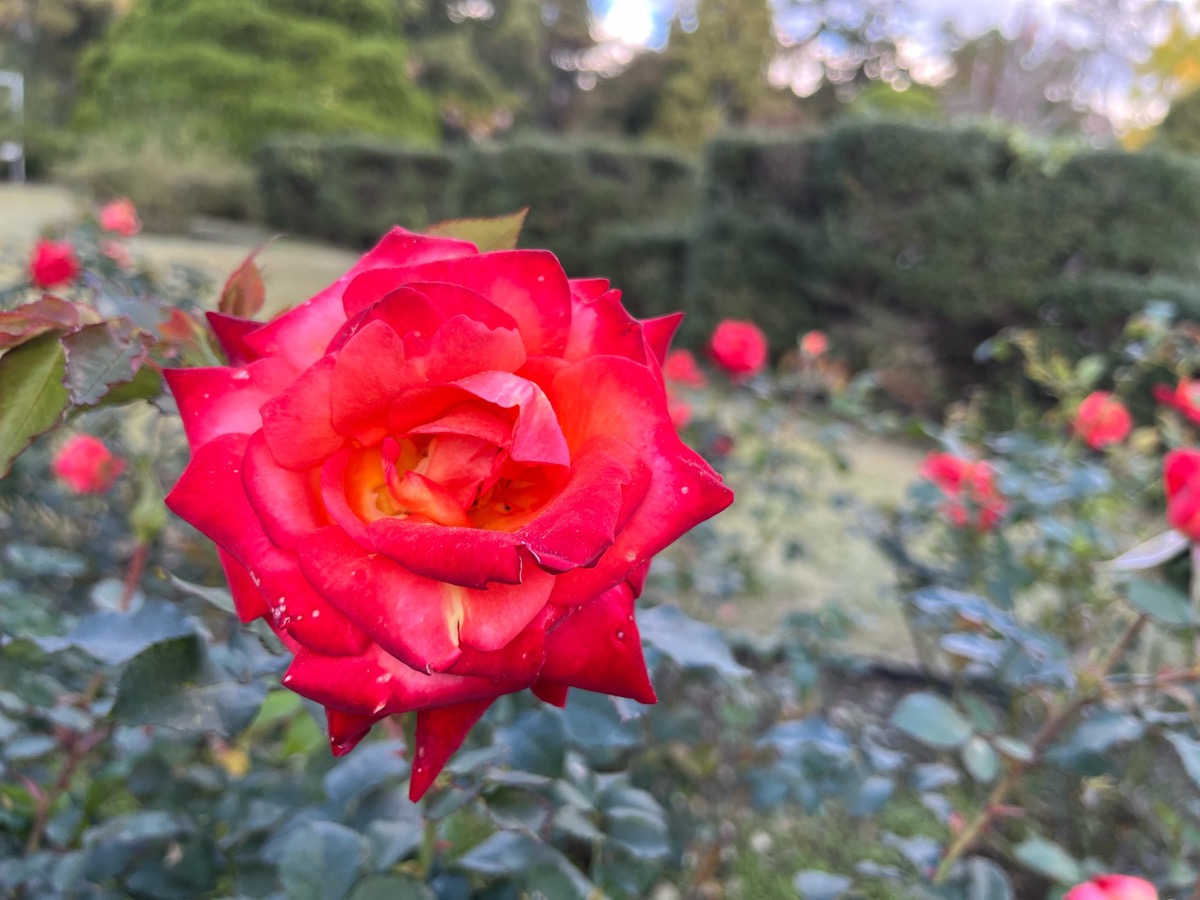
top-left (708, 319), bottom-right (767, 381)
top-left (1153, 377), bottom-right (1200, 425)
top-left (663, 349), bottom-right (707, 389)
top-left (799, 330), bottom-right (828, 358)
top-left (1064, 875), bottom-right (1158, 900)
top-left (99, 198), bottom-right (142, 237)
top-left (165, 227), bottom-right (733, 799)
top-left (1073, 390), bottom-right (1132, 450)
top-left (1165, 448), bottom-right (1200, 541)
top-left (52, 434), bottom-right (126, 494)
top-left (919, 452), bottom-right (1006, 532)
top-left (29, 239), bottom-right (81, 289)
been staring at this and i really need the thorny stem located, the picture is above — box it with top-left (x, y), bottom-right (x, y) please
top-left (120, 541), bottom-right (150, 612)
top-left (25, 673), bottom-right (107, 854)
top-left (932, 614), bottom-right (1149, 884)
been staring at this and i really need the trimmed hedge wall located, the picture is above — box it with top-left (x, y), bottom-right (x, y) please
top-left (256, 123), bottom-right (1200, 405)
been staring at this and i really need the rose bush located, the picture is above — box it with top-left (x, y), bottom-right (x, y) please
top-left (1073, 390), bottom-right (1132, 450)
top-left (98, 198), bottom-right (142, 237)
top-left (165, 226), bottom-right (733, 798)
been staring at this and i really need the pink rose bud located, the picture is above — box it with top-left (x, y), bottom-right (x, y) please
top-left (1164, 447), bottom-right (1200, 542)
top-left (708, 318), bottom-right (768, 381)
top-left (1073, 391), bottom-right (1132, 450)
top-left (29, 239), bottom-right (81, 289)
top-left (164, 226), bottom-right (734, 800)
top-left (663, 349), bottom-right (707, 389)
top-left (800, 330), bottom-right (828, 357)
top-left (1064, 874), bottom-right (1158, 900)
top-left (919, 451), bottom-right (1006, 533)
top-left (52, 435), bottom-right (126, 494)
top-left (99, 198), bottom-right (142, 237)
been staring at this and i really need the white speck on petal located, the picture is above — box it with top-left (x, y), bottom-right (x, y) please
top-left (311, 609), bottom-right (320, 619)
top-left (681, 486), bottom-right (689, 494)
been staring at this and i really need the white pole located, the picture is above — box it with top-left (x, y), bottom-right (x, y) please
top-left (0, 71), bottom-right (25, 184)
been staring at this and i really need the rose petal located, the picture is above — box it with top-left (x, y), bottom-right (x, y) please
top-left (410, 698), bottom-right (495, 800)
top-left (569, 278), bottom-right (610, 302)
top-left (421, 315), bottom-right (527, 382)
top-left (455, 371), bottom-right (569, 467)
top-left (445, 601), bottom-right (566, 680)
top-left (538, 582), bottom-right (657, 704)
top-left (326, 708), bottom-right (380, 756)
top-left (640, 312), bottom-right (683, 366)
top-left (165, 359), bottom-right (296, 449)
top-left (368, 517), bottom-right (523, 589)
top-left (330, 319), bottom-right (414, 444)
top-left (298, 525), bottom-right (465, 672)
top-left (406, 251), bottom-right (572, 357)
top-left (455, 556), bottom-right (555, 653)
top-left (564, 289), bottom-right (647, 364)
top-left (205, 311), bottom-right (261, 366)
top-left (166, 434), bottom-right (370, 655)
top-left (531, 681), bottom-right (570, 707)
top-left (242, 431), bottom-right (327, 550)
top-left (217, 548), bottom-right (270, 622)
top-left (260, 355), bottom-right (345, 469)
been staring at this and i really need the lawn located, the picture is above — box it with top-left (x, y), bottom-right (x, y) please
top-left (0, 181), bottom-right (926, 659)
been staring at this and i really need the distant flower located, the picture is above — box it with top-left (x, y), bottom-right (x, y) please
top-left (1153, 377), bottom-right (1200, 425)
top-left (99, 198), bottom-right (141, 237)
top-left (100, 239), bottom-right (134, 271)
top-left (29, 239), bottom-right (81, 289)
top-left (708, 319), bottom-right (767, 381)
top-left (919, 452), bottom-right (1006, 532)
top-left (1073, 391), bottom-right (1132, 450)
top-left (800, 330), bottom-right (828, 358)
top-left (663, 349), bottom-right (707, 389)
top-left (1064, 874), bottom-right (1158, 900)
top-left (1164, 448), bottom-right (1200, 541)
top-left (668, 391), bottom-right (693, 430)
top-left (52, 435), bottom-right (125, 494)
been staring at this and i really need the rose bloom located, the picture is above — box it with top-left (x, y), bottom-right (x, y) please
top-left (52, 435), bottom-right (126, 494)
top-left (1064, 875), bottom-right (1157, 900)
top-left (166, 227), bottom-right (733, 798)
top-left (1153, 377), bottom-right (1200, 425)
top-left (663, 348), bottom-right (707, 389)
top-left (99, 198), bottom-right (142, 237)
top-left (708, 319), bottom-right (767, 381)
top-left (799, 330), bottom-right (828, 358)
top-left (1073, 390), bottom-right (1132, 450)
top-left (1164, 447), bottom-right (1200, 541)
top-left (29, 239), bottom-right (81, 289)
top-left (919, 452), bottom-right (1006, 532)
top-left (100, 239), bottom-right (134, 272)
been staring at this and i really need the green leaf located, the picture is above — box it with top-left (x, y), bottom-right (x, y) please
top-left (485, 787), bottom-right (551, 835)
top-left (457, 831), bottom-right (594, 898)
top-left (37, 601), bottom-right (195, 665)
top-left (1166, 731), bottom-right (1200, 788)
top-left (638, 605), bottom-right (749, 677)
top-left (1012, 836), bottom-right (1084, 884)
top-left (1125, 577), bottom-right (1193, 627)
top-left (1108, 530), bottom-right (1189, 571)
top-left (61, 321), bottom-right (151, 406)
top-left (961, 737), bottom-right (999, 783)
top-left (347, 876), bottom-right (434, 900)
top-left (111, 636), bottom-right (266, 737)
top-left (0, 332), bottom-right (69, 477)
top-left (792, 870), bottom-right (852, 899)
top-left (890, 692), bottom-right (973, 749)
top-left (96, 364), bottom-right (162, 407)
top-left (280, 820), bottom-right (367, 900)
top-left (168, 572), bottom-right (236, 615)
top-left (218, 242), bottom-right (272, 319)
top-left (960, 856), bottom-right (1014, 900)
top-left (425, 208), bottom-right (528, 251)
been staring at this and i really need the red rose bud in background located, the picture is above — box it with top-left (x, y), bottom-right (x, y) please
top-left (708, 319), bottom-right (767, 381)
top-left (29, 239), bottom-right (81, 289)
top-left (1164, 448), bottom-right (1200, 541)
top-left (99, 198), bottom-right (142, 237)
top-left (1064, 875), bottom-right (1158, 900)
top-left (52, 435), bottom-right (126, 494)
top-left (663, 349), bottom-right (707, 389)
top-left (919, 452), bottom-right (1006, 532)
top-left (165, 226), bottom-right (733, 799)
top-left (1153, 377), bottom-right (1200, 425)
top-left (1073, 390), bottom-right (1132, 450)
top-left (800, 330), bottom-right (828, 358)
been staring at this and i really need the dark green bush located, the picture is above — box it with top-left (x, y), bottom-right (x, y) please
top-left (591, 223), bottom-right (693, 322)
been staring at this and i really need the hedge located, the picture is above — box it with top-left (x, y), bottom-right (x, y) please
top-left (255, 123), bottom-right (1200, 406)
